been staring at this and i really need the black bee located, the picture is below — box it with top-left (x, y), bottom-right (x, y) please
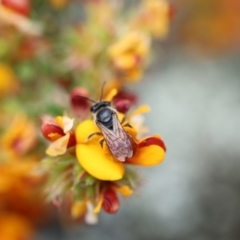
top-left (81, 83), bottom-right (134, 162)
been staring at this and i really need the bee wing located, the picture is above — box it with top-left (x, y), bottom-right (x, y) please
top-left (97, 113), bottom-right (133, 162)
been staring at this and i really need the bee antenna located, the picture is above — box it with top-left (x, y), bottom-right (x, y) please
top-left (78, 95), bottom-right (96, 103)
top-left (99, 81), bottom-right (106, 102)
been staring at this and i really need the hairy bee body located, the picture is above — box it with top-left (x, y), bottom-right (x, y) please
top-left (90, 101), bottom-right (133, 162)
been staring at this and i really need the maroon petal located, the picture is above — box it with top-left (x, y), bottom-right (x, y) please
top-left (113, 90), bottom-right (138, 105)
top-left (102, 188), bottom-right (120, 214)
top-left (138, 136), bottom-right (166, 152)
top-left (41, 121), bottom-right (64, 141)
top-left (114, 99), bottom-right (131, 114)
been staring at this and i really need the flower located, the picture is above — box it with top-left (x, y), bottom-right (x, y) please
top-left (70, 87), bottom-right (91, 119)
top-left (0, 214), bottom-right (33, 240)
top-left (0, 4), bottom-right (42, 35)
top-left (50, 0), bottom-right (67, 9)
top-left (42, 88), bottom-right (166, 223)
top-left (108, 31), bottom-right (150, 82)
top-left (1, 113), bottom-right (37, 157)
top-left (75, 105), bottom-right (166, 181)
top-left (1, 0), bottom-right (31, 16)
top-left (41, 116), bottom-right (76, 156)
top-left (0, 63), bottom-right (18, 97)
top-left (70, 181), bottom-right (133, 223)
top-left (130, 0), bottom-right (171, 39)
top-left (0, 160), bottom-right (47, 240)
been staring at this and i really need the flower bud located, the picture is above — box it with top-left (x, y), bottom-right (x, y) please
top-left (114, 99), bottom-right (131, 114)
top-left (102, 189), bottom-right (120, 214)
top-left (70, 87), bottom-right (90, 118)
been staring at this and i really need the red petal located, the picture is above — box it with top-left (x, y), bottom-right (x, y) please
top-left (113, 90), bottom-right (138, 105)
top-left (138, 137), bottom-right (166, 152)
top-left (70, 87), bottom-right (90, 117)
top-left (2, 0), bottom-right (31, 16)
top-left (41, 121), bottom-right (64, 141)
top-left (114, 99), bottom-right (131, 114)
top-left (67, 132), bottom-right (76, 148)
top-left (102, 189), bottom-right (120, 214)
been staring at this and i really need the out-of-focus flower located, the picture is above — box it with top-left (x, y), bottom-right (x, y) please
top-left (70, 87), bottom-right (91, 119)
top-left (0, 160), bottom-right (47, 240)
top-left (1, 113), bottom-right (37, 157)
top-left (114, 99), bottom-right (131, 114)
top-left (85, 0), bottom-right (119, 30)
top-left (1, 0), bottom-right (31, 16)
top-left (108, 31), bottom-right (150, 82)
top-left (14, 36), bottom-right (49, 60)
top-left (0, 4), bottom-right (42, 35)
top-left (130, 0), bottom-right (170, 39)
top-left (41, 116), bottom-right (76, 156)
top-left (0, 63), bottom-right (18, 97)
top-left (75, 106), bottom-right (166, 181)
top-left (50, 0), bottom-right (67, 9)
top-left (0, 112), bottom-right (49, 239)
top-left (0, 214), bottom-right (33, 240)
top-left (113, 89), bottom-right (138, 105)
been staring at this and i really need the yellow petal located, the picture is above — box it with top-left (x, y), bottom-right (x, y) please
top-left (105, 88), bottom-right (118, 102)
top-left (71, 201), bottom-right (87, 219)
top-left (55, 116), bottom-right (63, 127)
top-left (127, 144), bottom-right (165, 166)
top-left (126, 68), bottom-right (142, 82)
top-left (76, 141), bottom-right (124, 180)
top-left (46, 134), bottom-right (70, 156)
top-left (76, 120), bottom-right (100, 143)
top-left (94, 195), bottom-right (104, 214)
top-left (115, 185), bottom-right (133, 197)
top-left (0, 63), bottom-right (18, 96)
top-left (114, 53), bottom-right (136, 70)
top-left (131, 104), bottom-right (151, 116)
top-left (76, 120), bottom-right (126, 180)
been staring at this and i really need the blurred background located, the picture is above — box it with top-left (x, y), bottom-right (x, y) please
top-left (1, 0), bottom-right (240, 239)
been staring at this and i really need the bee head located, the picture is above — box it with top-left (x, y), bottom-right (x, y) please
top-left (90, 101), bottom-right (111, 113)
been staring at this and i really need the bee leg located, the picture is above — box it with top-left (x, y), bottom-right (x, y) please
top-left (87, 132), bottom-right (102, 141)
top-left (121, 116), bottom-right (127, 124)
top-left (123, 123), bottom-right (132, 128)
top-left (121, 115), bottom-right (132, 128)
top-left (99, 138), bottom-right (105, 148)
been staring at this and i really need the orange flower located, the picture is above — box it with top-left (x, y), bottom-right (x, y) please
top-left (0, 213), bottom-right (33, 240)
top-left (130, 0), bottom-right (170, 39)
top-left (0, 63), bottom-right (18, 97)
top-left (1, 113), bottom-right (37, 157)
top-left (108, 31), bottom-right (150, 82)
top-left (0, 160), bottom-right (47, 236)
top-left (50, 0), bottom-right (67, 9)
top-left (75, 106), bottom-right (166, 180)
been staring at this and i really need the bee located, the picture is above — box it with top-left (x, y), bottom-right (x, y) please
top-left (80, 83), bottom-right (134, 162)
